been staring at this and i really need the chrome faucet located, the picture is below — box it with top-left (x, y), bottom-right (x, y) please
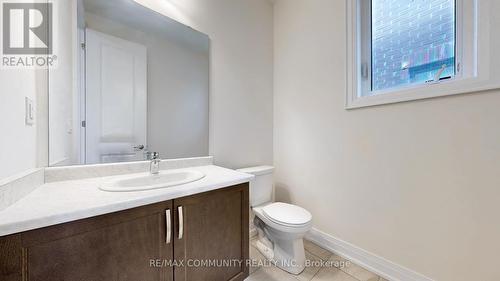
top-left (150, 152), bottom-right (160, 175)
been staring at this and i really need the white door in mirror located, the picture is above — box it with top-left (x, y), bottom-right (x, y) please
top-left (86, 29), bottom-right (148, 164)
top-left (99, 169), bottom-right (205, 192)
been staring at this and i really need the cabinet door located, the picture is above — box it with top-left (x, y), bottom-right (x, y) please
top-left (1, 201), bottom-right (174, 281)
top-left (173, 183), bottom-right (249, 281)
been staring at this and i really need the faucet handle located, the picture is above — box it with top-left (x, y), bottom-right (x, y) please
top-left (151, 152), bottom-right (160, 160)
top-left (150, 152), bottom-right (161, 175)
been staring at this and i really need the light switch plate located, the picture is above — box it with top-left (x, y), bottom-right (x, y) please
top-left (25, 97), bottom-right (35, 125)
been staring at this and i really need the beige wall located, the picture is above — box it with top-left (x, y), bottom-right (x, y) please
top-left (273, 0), bottom-right (500, 280)
top-left (135, 0), bottom-right (274, 169)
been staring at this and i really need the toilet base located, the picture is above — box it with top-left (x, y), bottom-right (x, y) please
top-left (272, 236), bottom-right (306, 275)
top-left (255, 226), bottom-right (307, 275)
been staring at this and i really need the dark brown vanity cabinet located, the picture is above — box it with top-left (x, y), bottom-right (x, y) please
top-left (173, 184), bottom-right (249, 281)
top-left (0, 183), bottom-right (249, 281)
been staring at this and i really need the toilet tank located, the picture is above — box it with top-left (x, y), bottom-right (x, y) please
top-left (237, 166), bottom-right (274, 207)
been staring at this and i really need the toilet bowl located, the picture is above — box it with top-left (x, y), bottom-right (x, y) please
top-left (253, 202), bottom-right (312, 274)
top-left (236, 166), bottom-right (312, 275)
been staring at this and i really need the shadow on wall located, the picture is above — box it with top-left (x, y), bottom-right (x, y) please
top-left (274, 183), bottom-right (292, 203)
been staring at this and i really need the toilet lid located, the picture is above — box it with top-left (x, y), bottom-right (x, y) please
top-left (262, 202), bottom-right (312, 226)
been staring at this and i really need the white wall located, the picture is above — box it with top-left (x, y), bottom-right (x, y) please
top-left (134, 0), bottom-right (274, 169)
top-left (273, 1), bottom-right (500, 281)
top-left (85, 13), bottom-right (209, 159)
top-left (0, 69), bottom-right (41, 180)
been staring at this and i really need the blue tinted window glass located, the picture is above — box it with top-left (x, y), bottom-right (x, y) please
top-left (371, 0), bottom-right (456, 92)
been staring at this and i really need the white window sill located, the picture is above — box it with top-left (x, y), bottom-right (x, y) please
top-left (345, 77), bottom-right (500, 109)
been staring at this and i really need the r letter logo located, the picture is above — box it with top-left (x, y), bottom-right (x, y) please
top-left (1, 1), bottom-right (56, 68)
top-left (3, 2), bottom-right (52, 54)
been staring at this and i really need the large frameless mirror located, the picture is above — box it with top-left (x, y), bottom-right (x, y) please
top-left (49, 0), bottom-right (209, 166)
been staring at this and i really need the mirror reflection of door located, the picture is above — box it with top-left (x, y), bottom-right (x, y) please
top-left (48, 0), bottom-right (209, 167)
top-left (85, 29), bottom-right (147, 164)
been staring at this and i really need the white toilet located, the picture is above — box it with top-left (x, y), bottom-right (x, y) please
top-left (237, 166), bottom-right (312, 275)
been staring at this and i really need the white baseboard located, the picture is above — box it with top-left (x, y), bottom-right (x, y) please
top-left (305, 228), bottom-right (434, 281)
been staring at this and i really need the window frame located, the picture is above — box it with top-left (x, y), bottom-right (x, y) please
top-left (346, 0), bottom-right (499, 109)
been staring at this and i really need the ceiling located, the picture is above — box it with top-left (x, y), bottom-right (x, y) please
top-left (81, 0), bottom-right (209, 54)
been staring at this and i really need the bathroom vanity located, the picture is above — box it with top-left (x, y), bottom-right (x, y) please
top-left (0, 0), bottom-right (254, 280)
top-left (0, 162), bottom-right (253, 281)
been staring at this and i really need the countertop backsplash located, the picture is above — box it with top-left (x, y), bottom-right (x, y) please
top-left (44, 156), bottom-right (214, 183)
top-left (0, 169), bottom-right (44, 211)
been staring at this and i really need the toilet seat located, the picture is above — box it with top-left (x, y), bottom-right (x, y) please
top-left (262, 202), bottom-right (312, 227)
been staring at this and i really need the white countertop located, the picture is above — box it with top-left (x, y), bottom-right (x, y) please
top-left (0, 165), bottom-right (253, 237)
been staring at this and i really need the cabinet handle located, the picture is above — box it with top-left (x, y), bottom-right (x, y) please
top-left (178, 206), bottom-right (184, 240)
top-left (166, 209), bottom-right (171, 244)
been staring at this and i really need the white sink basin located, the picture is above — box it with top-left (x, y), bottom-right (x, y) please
top-left (99, 169), bottom-right (205, 192)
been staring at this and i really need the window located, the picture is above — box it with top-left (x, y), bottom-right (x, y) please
top-left (346, 0), bottom-right (500, 108)
top-left (371, 0), bottom-right (456, 92)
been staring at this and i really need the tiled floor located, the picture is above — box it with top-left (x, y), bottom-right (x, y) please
top-left (246, 237), bottom-right (388, 281)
